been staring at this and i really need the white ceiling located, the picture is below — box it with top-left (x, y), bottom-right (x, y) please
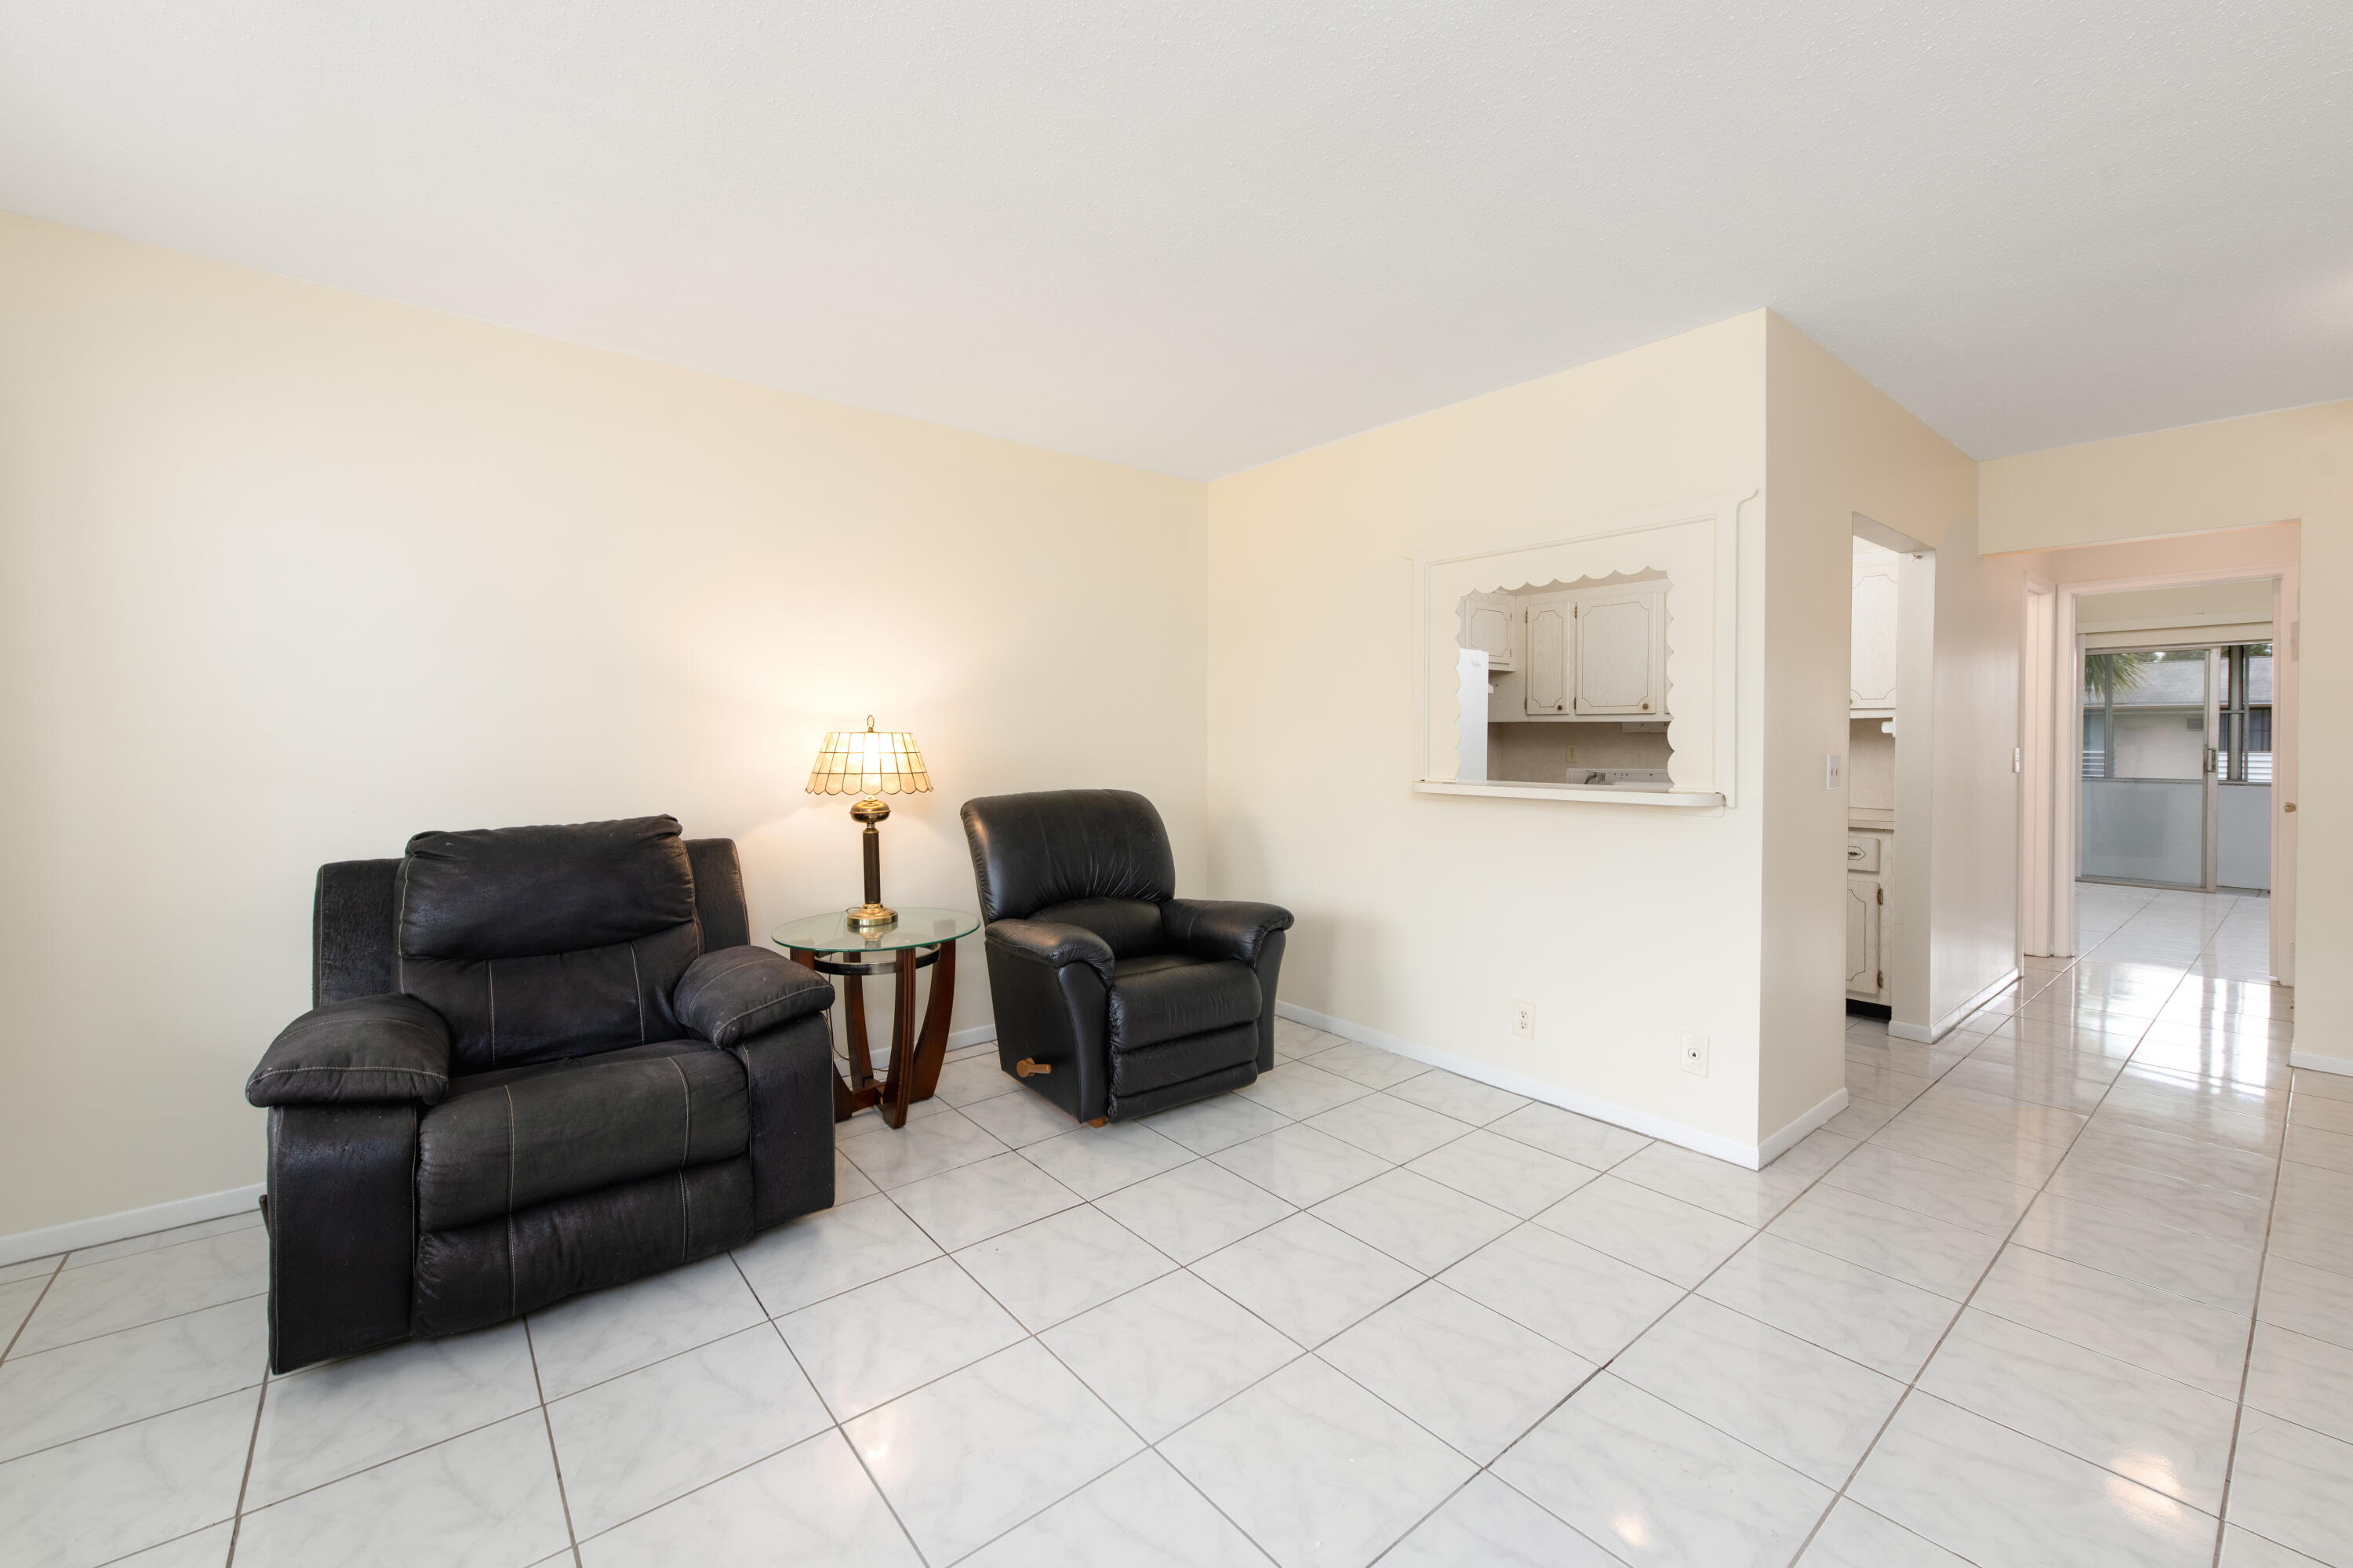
top-left (5, 2), bottom-right (2349, 479)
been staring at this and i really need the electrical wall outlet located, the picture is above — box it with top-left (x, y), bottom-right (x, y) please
top-left (1512, 1000), bottom-right (1536, 1040)
top-left (1563, 744), bottom-right (1578, 763)
top-left (1680, 1032), bottom-right (1709, 1075)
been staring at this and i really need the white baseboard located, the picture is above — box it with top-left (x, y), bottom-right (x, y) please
top-left (1759, 1086), bottom-right (1850, 1166)
top-left (1934, 967), bottom-right (2022, 1042)
top-left (0, 1183), bottom-right (266, 1269)
top-left (2289, 1050), bottom-right (2353, 1079)
top-left (1277, 1001), bottom-right (1812, 1172)
top-left (848, 1023), bottom-right (997, 1071)
top-left (1888, 966), bottom-right (2020, 1045)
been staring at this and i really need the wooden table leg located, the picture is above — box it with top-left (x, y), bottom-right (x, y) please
top-left (911, 940), bottom-right (955, 1104)
top-left (881, 948), bottom-right (922, 1128)
top-left (842, 967), bottom-right (876, 1090)
top-left (797, 945), bottom-right (879, 1124)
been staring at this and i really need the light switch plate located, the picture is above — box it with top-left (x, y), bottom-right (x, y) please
top-left (1825, 753), bottom-right (1843, 790)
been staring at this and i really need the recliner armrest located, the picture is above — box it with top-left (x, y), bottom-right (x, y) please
top-left (986, 919), bottom-right (1115, 982)
top-left (674, 946), bottom-right (833, 1048)
top-left (247, 994), bottom-right (453, 1107)
top-left (1162, 899), bottom-right (1294, 966)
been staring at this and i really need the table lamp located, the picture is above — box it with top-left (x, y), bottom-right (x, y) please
top-left (807, 716), bottom-right (931, 931)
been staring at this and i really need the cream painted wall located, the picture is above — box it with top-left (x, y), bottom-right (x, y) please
top-left (1918, 520), bottom-right (2028, 1033)
top-left (14, 198), bottom-right (2333, 1239)
top-left (1760, 318), bottom-right (1985, 1119)
top-left (1205, 315), bottom-right (1774, 1152)
top-left (0, 213), bottom-right (1210, 1238)
top-left (1986, 402), bottom-right (2339, 1059)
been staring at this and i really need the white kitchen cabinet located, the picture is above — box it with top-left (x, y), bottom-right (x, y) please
top-left (1522, 592), bottom-right (1573, 715)
top-left (1846, 829), bottom-right (1891, 1002)
top-left (1846, 875), bottom-right (1882, 998)
top-left (1504, 580), bottom-right (1671, 720)
top-left (1458, 591), bottom-right (1517, 672)
top-left (1851, 558), bottom-right (1898, 713)
top-left (1573, 584), bottom-right (1667, 715)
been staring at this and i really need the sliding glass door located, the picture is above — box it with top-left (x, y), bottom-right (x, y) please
top-left (2080, 646), bottom-right (2216, 888)
top-left (2217, 642), bottom-right (2275, 890)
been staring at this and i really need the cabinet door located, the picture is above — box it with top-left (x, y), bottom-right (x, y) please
top-left (1522, 595), bottom-right (1570, 715)
top-left (1573, 588), bottom-right (1660, 715)
top-left (1459, 591), bottom-right (1517, 671)
top-left (1852, 562), bottom-right (1898, 710)
top-left (1846, 875), bottom-right (1881, 995)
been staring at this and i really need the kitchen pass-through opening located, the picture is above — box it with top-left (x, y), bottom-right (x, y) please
top-left (1454, 571), bottom-right (1674, 788)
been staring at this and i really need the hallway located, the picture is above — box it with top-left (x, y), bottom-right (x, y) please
top-left (1829, 882), bottom-right (2337, 1561)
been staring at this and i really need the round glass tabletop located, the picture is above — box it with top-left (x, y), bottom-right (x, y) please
top-left (770, 906), bottom-right (980, 955)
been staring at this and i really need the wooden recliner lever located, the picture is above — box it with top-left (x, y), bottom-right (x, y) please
top-left (1015, 1057), bottom-right (1053, 1077)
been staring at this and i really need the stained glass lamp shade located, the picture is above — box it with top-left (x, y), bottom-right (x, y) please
top-left (806, 718), bottom-right (931, 930)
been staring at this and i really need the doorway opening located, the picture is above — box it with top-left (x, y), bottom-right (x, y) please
top-left (1844, 520), bottom-right (1932, 1028)
top-left (2078, 639), bottom-right (2273, 893)
top-left (2023, 557), bottom-right (2297, 986)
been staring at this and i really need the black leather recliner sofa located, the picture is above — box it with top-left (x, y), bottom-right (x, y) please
top-left (960, 789), bottom-right (1293, 1125)
top-left (245, 816), bottom-right (836, 1372)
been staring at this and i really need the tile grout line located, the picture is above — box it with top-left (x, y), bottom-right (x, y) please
top-left (1568, 936), bottom-right (2125, 1559)
top-left (924, 1026), bottom-right (2068, 1566)
top-left (829, 1037), bottom-right (1521, 1563)
top-left (522, 1317), bottom-right (586, 1568)
top-left (1785, 887), bottom-right (2252, 1559)
top-left (2, 1287), bottom-right (272, 1364)
top-left (876, 1137), bottom-right (1330, 1567)
top-left (734, 1245), bottom-right (940, 1567)
top-left (2206, 1057), bottom-right (2298, 1568)
top-left (1333, 1009), bottom-right (2038, 1564)
top-left (1790, 940), bottom-right (2137, 1557)
top-left (45, 1213), bottom-right (268, 1279)
top-left (220, 1359), bottom-right (271, 1566)
top-left (540, 1251), bottom-right (932, 1564)
top-left (1493, 1017), bottom-right (2016, 1563)
top-left (0, 1256), bottom-right (65, 1363)
top-left (0, 1377), bottom-right (278, 1470)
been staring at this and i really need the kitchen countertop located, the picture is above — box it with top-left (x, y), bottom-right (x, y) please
top-left (1848, 809), bottom-right (1895, 831)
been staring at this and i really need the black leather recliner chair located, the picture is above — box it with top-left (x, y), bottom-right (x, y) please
top-left (245, 816), bottom-right (836, 1373)
top-left (960, 790), bottom-right (1293, 1125)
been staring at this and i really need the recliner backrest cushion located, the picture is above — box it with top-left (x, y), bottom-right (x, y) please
top-left (397, 816), bottom-right (704, 1073)
top-left (1031, 898), bottom-right (1166, 959)
top-left (960, 790), bottom-right (1176, 922)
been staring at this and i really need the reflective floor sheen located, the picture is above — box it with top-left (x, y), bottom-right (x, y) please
top-left (4, 887), bottom-right (2344, 1566)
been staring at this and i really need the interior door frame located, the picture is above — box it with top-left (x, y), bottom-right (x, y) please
top-left (2047, 566), bottom-right (2297, 983)
top-left (2020, 579), bottom-right (2056, 956)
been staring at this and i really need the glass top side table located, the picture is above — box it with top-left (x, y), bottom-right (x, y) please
top-left (772, 906), bottom-right (981, 1130)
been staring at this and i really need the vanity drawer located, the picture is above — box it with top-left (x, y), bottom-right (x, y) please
top-left (1846, 836), bottom-right (1882, 872)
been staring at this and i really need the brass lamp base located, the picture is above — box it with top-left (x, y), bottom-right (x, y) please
top-left (847, 796), bottom-right (896, 930)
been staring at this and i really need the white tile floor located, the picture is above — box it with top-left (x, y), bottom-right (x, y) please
top-left (4, 884), bottom-right (2347, 1566)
